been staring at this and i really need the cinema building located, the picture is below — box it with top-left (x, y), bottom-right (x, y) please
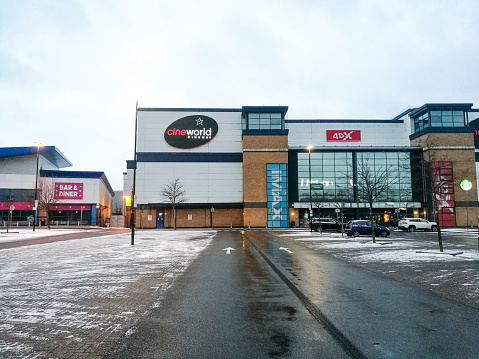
top-left (124, 103), bottom-right (479, 229)
top-left (0, 146), bottom-right (114, 226)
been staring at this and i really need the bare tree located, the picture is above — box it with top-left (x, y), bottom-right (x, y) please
top-left (160, 177), bottom-right (188, 230)
top-left (311, 189), bottom-right (331, 233)
top-left (355, 155), bottom-right (397, 243)
top-left (415, 135), bottom-right (448, 252)
top-left (331, 187), bottom-right (350, 237)
top-left (38, 179), bottom-right (59, 229)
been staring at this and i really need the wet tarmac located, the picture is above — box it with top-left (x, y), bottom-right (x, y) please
top-left (105, 229), bottom-right (479, 358)
top-left (106, 231), bottom-right (349, 358)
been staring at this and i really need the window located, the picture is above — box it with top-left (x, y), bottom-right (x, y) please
top-left (414, 113), bottom-right (429, 132)
top-left (248, 113), bottom-right (283, 130)
top-left (427, 110), bottom-right (465, 128)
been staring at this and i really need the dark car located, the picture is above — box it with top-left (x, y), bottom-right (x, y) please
top-left (311, 218), bottom-right (344, 232)
top-left (345, 220), bottom-right (390, 237)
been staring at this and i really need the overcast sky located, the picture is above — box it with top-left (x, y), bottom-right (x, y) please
top-left (1, 0), bottom-right (478, 190)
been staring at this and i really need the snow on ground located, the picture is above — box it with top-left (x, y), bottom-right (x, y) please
top-left (0, 229), bottom-right (215, 358)
top-left (0, 227), bottom-right (101, 243)
top-left (277, 229), bottom-right (479, 263)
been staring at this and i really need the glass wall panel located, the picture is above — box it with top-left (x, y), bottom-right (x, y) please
top-left (297, 151), bottom-right (413, 204)
top-left (453, 111), bottom-right (464, 126)
top-left (248, 112), bottom-right (284, 130)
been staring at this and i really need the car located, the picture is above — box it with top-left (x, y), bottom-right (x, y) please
top-left (311, 218), bottom-right (344, 232)
top-left (398, 218), bottom-right (438, 232)
top-left (345, 220), bottom-right (390, 237)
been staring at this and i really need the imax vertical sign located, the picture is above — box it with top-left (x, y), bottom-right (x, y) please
top-left (164, 115), bottom-right (218, 149)
top-left (267, 164), bottom-right (288, 228)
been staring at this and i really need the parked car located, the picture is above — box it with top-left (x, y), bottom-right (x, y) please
top-left (398, 218), bottom-right (438, 232)
top-left (311, 218), bottom-right (344, 232)
top-left (345, 220), bottom-right (390, 237)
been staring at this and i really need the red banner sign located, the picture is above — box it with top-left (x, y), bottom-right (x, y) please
top-left (54, 182), bottom-right (83, 200)
top-left (326, 130), bottom-right (361, 142)
top-left (432, 162), bottom-right (455, 227)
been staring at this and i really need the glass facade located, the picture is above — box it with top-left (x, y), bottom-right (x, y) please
top-left (248, 113), bottom-right (282, 130)
top-left (413, 110), bottom-right (465, 132)
top-left (430, 111), bottom-right (464, 127)
top-left (298, 152), bottom-right (354, 202)
top-left (297, 151), bottom-right (413, 204)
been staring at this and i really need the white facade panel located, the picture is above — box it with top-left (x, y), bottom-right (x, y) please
top-left (0, 155), bottom-right (58, 176)
top-left (40, 177), bottom-right (101, 204)
top-left (137, 110), bottom-right (243, 153)
top-left (136, 162), bottom-right (243, 204)
top-left (286, 120), bottom-right (411, 148)
top-left (0, 174), bottom-right (36, 190)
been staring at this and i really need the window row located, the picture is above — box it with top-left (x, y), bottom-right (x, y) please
top-left (413, 110), bottom-right (465, 132)
top-left (248, 113), bottom-right (283, 130)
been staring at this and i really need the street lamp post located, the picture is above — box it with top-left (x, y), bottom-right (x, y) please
top-left (131, 100), bottom-right (138, 245)
top-left (33, 142), bottom-right (43, 231)
top-left (307, 145), bottom-right (313, 231)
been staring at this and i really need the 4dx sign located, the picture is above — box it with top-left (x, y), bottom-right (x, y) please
top-left (326, 130), bottom-right (361, 142)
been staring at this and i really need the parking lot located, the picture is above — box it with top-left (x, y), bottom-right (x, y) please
top-left (276, 227), bottom-right (479, 309)
top-left (0, 227), bottom-right (477, 358)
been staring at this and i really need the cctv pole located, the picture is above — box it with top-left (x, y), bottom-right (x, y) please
top-left (131, 100), bottom-right (138, 245)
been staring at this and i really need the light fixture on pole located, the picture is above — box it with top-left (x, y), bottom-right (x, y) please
top-left (123, 195), bottom-right (131, 227)
top-left (307, 145), bottom-right (313, 231)
top-left (33, 142), bottom-right (43, 231)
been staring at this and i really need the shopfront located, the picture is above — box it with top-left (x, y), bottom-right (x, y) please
top-left (0, 146), bottom-right (114, 227)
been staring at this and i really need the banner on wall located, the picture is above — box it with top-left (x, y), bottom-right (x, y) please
top-left (326, 130), bottom-right (361, 142)
top-left (432, 162), bottom-right (455, 227)
top-left (164, 115), bottom-right (218, 149)
top-left (267, 164), bottom-right (288, 228)
top-left (54, 183), bottom-right (83, 200)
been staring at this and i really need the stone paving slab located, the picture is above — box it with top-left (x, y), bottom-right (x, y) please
top-left (0, 230), bottom-right (215, 358)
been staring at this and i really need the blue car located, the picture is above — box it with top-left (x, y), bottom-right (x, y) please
top-left (346, 220), bottom-right (390, 237)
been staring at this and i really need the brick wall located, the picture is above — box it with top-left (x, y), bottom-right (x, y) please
top-left (243, 134), bottom-right (289, 227)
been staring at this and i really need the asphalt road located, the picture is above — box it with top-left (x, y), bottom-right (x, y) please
top-left (246, 230), bottom-right (479, 359)
top-left (106, 231), bottom-right (349, 359)
top-left (107, 229), bottom-right (479, 359)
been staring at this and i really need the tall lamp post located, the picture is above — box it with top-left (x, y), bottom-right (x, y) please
top-left (33, 142), bottom-right (43, 231)
top-left (307, 145), bottom-right (313, 231)
top-left (131, 100), bottom-right (138, 245)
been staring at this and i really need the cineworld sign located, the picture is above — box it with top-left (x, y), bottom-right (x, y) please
top-left (164, 115), bottom-right (219, 149)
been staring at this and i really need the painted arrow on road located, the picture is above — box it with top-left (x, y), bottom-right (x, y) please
top-left (223, 247), bottom-right (235, 254)
top-left (279, 247), bottom-right (293, 254)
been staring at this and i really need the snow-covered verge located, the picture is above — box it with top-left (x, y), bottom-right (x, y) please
top-left (0, 230), bottom-right (215, 358)
top-left (0, 227), bottom-right (100, 244)
top-left (278, 229), bottom-right (479, 263)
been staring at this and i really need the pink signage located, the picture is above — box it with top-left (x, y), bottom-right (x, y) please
top-left (0, 202), bottom-right (33, 210)
top-left (326, 130), bottom-right (361, 142)
top-left (54, 182), bottom-right (83, 200)
top-left (50, 204), bottom-right (90, 211)
top-left (432, 162), bottom-right (456, 227)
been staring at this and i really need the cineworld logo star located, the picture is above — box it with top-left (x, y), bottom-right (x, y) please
top-left (164, 115), bottom-right (218, 149)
